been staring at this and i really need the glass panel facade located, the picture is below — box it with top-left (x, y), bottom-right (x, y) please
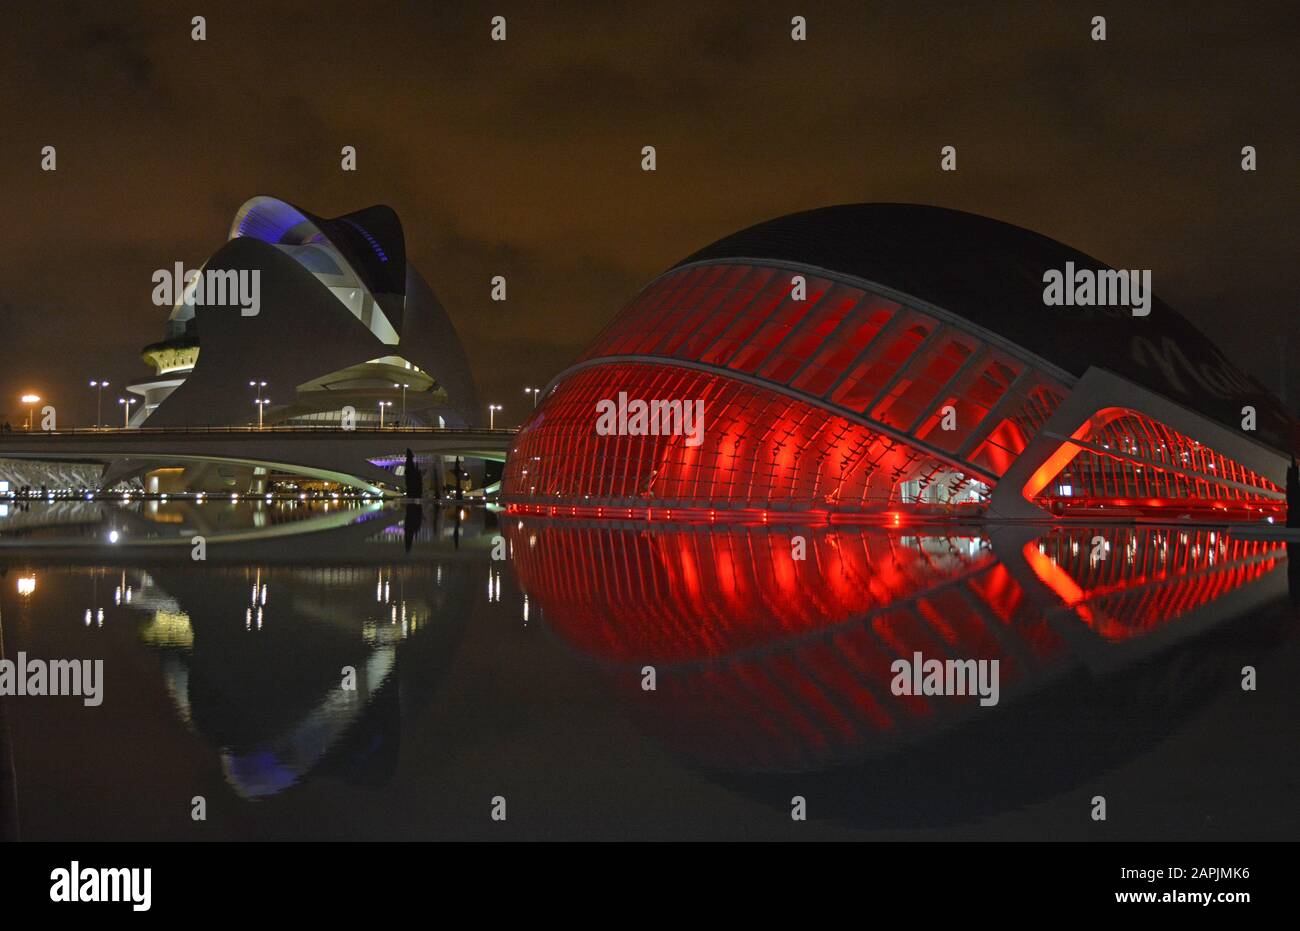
top-left (967, 383), bottom-right (1063, 477)
top-left (756, 286), bottom-right (866, 384)
top-left (726, 281), bottom-right (839, 374)
top-left (829, 318), bottom-right (935, 412)
top-left (787, 295), bottom-right (898, 396)
top-left (913, 355), bottom-right (1022, 453)
top-left (695, 267), bottom-right (786, 366)
top-left (869, 335), bottom-right (975, 432)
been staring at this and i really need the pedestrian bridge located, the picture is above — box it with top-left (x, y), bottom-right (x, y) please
top-left (0, 426), bottom-right (515, 495)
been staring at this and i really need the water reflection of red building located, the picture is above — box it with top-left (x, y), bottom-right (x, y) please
top-left (1023, 528), bottom-right (1281, 642)
top-left (508, 521), bottom-right (1286, 771)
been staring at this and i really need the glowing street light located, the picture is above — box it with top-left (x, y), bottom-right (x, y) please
top-left (253, 397), bottom-right (271, 429)
top-left (117, 397), bottom-right (135, 428)
top-left (393, 382), bottom-right (409, 426)
top-left (248, 380), bottom-right (268, 429)
top-left (89, 380), bottom-right (110, 429)
top-left (20, 394), bottom-right (40, 432)
top-left (488, 403), bottom-right (502, 430)
top-left (378, 399), bottom-right (393, 428)
top-left (525, 387), bottom-right (541, 408)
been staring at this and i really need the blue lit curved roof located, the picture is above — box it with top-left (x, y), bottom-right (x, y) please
top-left (229, 196), bottom-right (406, 298)
top-left (230, 196), bottom-right (314, 244)
top-left (145, 197), bottom-right (480, 427)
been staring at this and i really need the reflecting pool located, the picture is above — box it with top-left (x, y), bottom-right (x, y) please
top-left (1, 502), bottom-right (1297, 839)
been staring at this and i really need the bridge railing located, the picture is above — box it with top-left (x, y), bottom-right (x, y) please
top-left (0, 425), bottom-right (517, 437)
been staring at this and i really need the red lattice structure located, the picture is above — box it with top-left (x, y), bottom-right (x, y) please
top-left (1024, 408), bottom-right (1283, 520)
top-left (506, 261), bottom-right (1075, 518)
top-left (504, 207), bottom-right (1294, 521)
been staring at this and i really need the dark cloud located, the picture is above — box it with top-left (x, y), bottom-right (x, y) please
top-left (79, 19), bottom-right (156, 90)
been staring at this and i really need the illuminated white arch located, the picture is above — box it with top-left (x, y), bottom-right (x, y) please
top-left (221, 196), bottom-right (400, 345)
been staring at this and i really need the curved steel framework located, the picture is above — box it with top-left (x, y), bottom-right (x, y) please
top-left (504, 259), bottom-right (1284, 520)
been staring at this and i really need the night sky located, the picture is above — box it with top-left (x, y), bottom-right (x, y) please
top-left (1, 0), bottom-right (1297, 428)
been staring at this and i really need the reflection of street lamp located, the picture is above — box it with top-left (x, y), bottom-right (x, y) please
top-left (488, 403), bottom-right (502, 429)
top-left (89, 380), bottom-right (110, 429)
top-left (21, 394), bottom-right (40, 432)
top-left (117, 397), bottom-right (135, 428)
top-left (525, 387), bottom-right (540, 408)
top-left (393, 383), bottom-right (409, 426)
top-left (253, 397), bottom-right (271, 429)
top-left (378, 400), bottom-right (393, 428)
top-left (248, 380), bottom-right (267, 429)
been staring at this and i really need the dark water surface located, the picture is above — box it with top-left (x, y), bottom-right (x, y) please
top-left (1, 501), bottom-right (1297, 840)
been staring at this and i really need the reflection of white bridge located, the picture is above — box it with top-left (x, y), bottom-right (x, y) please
top-left (0, 426), bottom-right (515, 495)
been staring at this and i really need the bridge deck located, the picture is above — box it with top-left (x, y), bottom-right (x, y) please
top-left (0, 427), bottom-right (518, 494)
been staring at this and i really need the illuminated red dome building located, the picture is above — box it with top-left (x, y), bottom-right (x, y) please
top-left (503, 205), bottom-right (1292, 521)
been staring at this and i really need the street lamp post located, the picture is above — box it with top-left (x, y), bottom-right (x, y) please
top-left (253, 397), bottom-right (271, 429)
top-left (117, 397), bottom-right (135, 428)
top-left (89, 380), bottom-right (110, 429)
top-left (21, 394), bottom-right (40, 432)
top-left (525, 387), bottom-right (541, 408)
top-left (393, 383), bottom-right (409, 426)
top-left (488, 403), bottom-right (502, 430)
top-left (378, 400), bottom-right (393, 428)
top-left (248, 380), bottom-right (267, 429)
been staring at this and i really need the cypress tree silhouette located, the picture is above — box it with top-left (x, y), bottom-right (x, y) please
top-left (404, 448), bottom-right (423, 499)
